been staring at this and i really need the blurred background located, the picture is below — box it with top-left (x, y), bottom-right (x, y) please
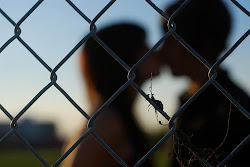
top-left (0, 0), bottom-right (249, 166)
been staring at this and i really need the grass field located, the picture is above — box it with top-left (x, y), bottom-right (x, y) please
top-left (0, 148), bottom-right (61, 167)
top-left (0, 147), bottom-right (170, 167)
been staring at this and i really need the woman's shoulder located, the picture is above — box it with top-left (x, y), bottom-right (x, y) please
top-left (95, 108), bottom-right (127, 137)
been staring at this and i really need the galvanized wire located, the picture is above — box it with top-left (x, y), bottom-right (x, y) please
top-left (0, 0), bottom-right (249, 166)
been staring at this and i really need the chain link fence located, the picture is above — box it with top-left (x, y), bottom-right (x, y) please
top-left (0, 0), bottom-right (249, 166)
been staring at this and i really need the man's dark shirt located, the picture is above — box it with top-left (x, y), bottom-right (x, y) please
top-left (172, 69), bottom-right (250, 166)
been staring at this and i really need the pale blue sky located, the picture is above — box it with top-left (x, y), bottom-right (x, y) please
top-left (0, 0), bottom-right (249, 139)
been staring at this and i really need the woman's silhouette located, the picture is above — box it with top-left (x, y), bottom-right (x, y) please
top-left (61, 23), bottom-right (160, 167)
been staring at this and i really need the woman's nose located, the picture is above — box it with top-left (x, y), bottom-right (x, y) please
top-left (156, 47), bottom-right (169, 66)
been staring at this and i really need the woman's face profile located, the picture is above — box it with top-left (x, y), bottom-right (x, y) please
top-left (135, 45), bottom-right (161, 84)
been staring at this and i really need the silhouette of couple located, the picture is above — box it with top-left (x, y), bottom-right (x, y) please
top-left (62, 0), bottom-right (250, 166)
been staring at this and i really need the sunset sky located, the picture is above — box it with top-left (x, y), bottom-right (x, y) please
top-left (0, 0), bottom-right (249, 139)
